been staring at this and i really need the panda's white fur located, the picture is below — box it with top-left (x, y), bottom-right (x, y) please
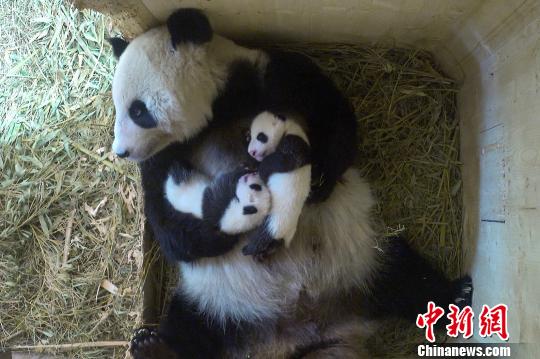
top-left (165, 171), bottom-right (208, 218)
top-left (111, 27), bottom-right (267, 161)
top-left (265, 168), bottom-right (310, 245)
top-left (248, 112), bottom-right (312, 246)
top-left (180, 168), bottom-right (376, 324)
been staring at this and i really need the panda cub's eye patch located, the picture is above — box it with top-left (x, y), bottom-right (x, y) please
top-left (129, 100), bottom-right (157, 129)
top-left (249, 183), bottom-right (262, 191)
top-left (243, 206), bottom-right (258, 215)
top-left (256, 133), bottom-right (268, 143)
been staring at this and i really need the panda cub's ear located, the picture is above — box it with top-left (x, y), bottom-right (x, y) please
top-left (108, 37), bottom-right (129, 58)
top-left (167, 8), bottom-right (213, 48)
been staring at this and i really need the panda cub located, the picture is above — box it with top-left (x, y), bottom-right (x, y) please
top-left (165, 166), bottom-right (271, 236)
top-left (243, 111), bottom-right (311, 257)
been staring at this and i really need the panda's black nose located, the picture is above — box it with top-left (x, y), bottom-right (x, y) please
top-left (116, 150), bottom-right (130, 158)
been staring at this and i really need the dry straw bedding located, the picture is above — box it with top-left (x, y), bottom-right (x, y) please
top-left (1, 1), bottom-right (142, 357)
top-left (1, 1), bottom-right (462, 357)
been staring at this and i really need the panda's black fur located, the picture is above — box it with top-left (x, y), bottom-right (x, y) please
top-left (257, 134), bottom-right (312, 182)
top-left (363, 237), bottom-right (473, 322)
top-left (108, 9), bottom-right (473, 358)
top-left (167, 8), bottom-right (213, 46)
top-left (108, 37), bottom-right (128, 58)
top-left (129, 100), bottom-right (158, 129)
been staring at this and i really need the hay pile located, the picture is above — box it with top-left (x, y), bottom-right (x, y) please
top-left (0, 0), bottom-right (462, 357)
top-left (0, 0), bottom-right (144, 357)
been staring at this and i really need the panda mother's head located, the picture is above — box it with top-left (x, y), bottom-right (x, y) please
top-left (109, 9), bottom-right (221, 162)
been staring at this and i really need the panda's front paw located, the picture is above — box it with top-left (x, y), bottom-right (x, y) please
top-left (129, 327), bottom-right (177, 359)
top-left (219, 173), bottom-right (271, 234)
top-left (242, 236), bottom-right (284, 261)
top-left (242, 219), bottom-right (285, 260)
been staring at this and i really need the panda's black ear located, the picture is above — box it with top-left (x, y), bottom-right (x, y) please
top-left (108, 37), bottom-right (129, 58)
top-left (167, 8), bottom-right (213, 48)
top-left (276, 114), bottom-right (287, 121)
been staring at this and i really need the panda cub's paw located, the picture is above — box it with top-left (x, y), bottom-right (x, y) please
top-left (129, 327), bottom-right (177, 359)
top-left (165, 161), bottom-right (209, 219)
top-left (219, 173), bottom-right (271, 234)
top-left (242, 230), bottom-right (284, 261)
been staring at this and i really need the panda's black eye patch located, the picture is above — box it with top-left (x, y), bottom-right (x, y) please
top-left (129, 100), bottom-right (157, 129)
top-left (256, 133), bottom-right (268, 143)
top-left (249, 183), bottom-right (262, 191)
top-left (243, 206), bottom-right (258, 215)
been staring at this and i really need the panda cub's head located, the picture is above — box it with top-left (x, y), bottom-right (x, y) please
top-left (109, 9), bottom-right (221, 162)
top-left (247, 112), bottom-right (287, 162)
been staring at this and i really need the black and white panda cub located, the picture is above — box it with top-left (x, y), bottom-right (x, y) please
top-left (243, 111), bottom-right (311, 257)
top-left (165, 165), bottom-right (271, 237)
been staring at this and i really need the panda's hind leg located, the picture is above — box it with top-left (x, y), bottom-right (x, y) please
top-left (151, 291), bottom-right (242, 359)
top-left (288, 316), bottom-right (375, 359)
top-left (129, 327), bottom-right (178, 359)
top-left (364, 236), bottom-right (473, 322)
top-left (452, 274), bottom-right (473, 307)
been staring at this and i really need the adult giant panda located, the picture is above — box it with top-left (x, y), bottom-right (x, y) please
top-left (108, 9), bottom-right (472, 358)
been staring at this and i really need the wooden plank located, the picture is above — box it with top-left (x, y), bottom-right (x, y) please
top-left (70, 0), bottom-right (158, 37)
top-left (458, 0), bottom-right (540, 345)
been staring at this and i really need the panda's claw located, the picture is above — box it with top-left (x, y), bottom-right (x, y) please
top-left (130, 326), bottom-right (176, 359)
top-left (453, 275), bottom-right (474, 309)
top-left (242, 237), bottom-right (284, 260)
top-left (133, 327), bottom-right (153, 335)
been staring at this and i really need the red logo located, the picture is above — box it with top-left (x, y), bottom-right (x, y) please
top-left (479, 304), bottom-right (509, 341)
top-left (446, 304), bottom-right (474, 339)
top-left (416, 303), bottom-right (509, 342)
top-left (416, 301), bottom-right (445, 343)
